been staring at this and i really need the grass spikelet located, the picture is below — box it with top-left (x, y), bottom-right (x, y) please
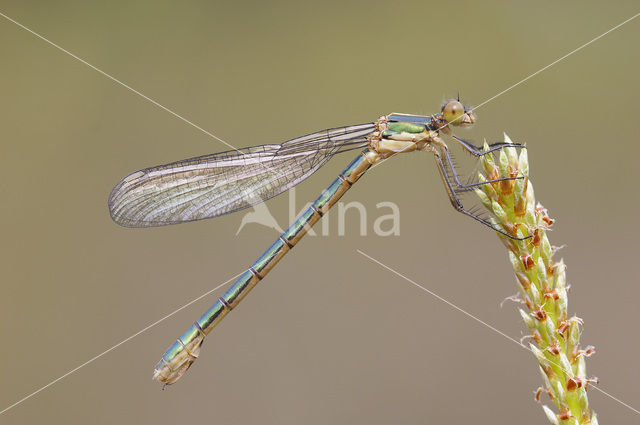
top-left (475, 136), bottom-right (597, 424)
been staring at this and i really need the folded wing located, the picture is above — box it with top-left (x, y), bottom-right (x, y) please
top-left (108, 123), bottom-right (374, 227)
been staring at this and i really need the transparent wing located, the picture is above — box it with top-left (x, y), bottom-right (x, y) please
top-left (108, 123), bottom-right (375, 227)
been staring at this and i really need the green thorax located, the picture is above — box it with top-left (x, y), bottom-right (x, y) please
top-left (383, 113), bottom-right (440, 139)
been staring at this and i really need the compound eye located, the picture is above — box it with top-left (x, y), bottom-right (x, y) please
top-left (442, 100), bottom-right (465, 124)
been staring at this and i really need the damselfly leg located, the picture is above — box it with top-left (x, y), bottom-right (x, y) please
top-left (430, 137), bottom-right (529, 240)
top-left (451, 135), bottom-right (524, 157)
top-left (438, 137), bottom-right (525, 192)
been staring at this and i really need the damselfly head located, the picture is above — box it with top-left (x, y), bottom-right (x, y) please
top-left (441, 99), bottom-right (475, 127)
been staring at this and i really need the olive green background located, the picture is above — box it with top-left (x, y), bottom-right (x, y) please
top-left (1, 1), bottom-right (639, 424)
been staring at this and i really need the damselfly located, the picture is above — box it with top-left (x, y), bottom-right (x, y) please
top-left (108, 100), bottom-right (525, 385)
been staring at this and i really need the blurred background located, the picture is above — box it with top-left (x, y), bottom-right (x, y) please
top-left (1, 1), bottom-right (639, 424)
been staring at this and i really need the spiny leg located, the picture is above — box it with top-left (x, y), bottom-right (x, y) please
top-left (431, 135), bottom-right (522, 191)
top-left (441, 145), bottom-right (522, 192)
top-left (451, 135), bottom-right (524, 157)
top-left (432, 152), bottom-right (530, 240)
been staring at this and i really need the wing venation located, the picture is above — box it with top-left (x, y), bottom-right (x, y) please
top-left (108, 123), bottom-right (374, 227)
